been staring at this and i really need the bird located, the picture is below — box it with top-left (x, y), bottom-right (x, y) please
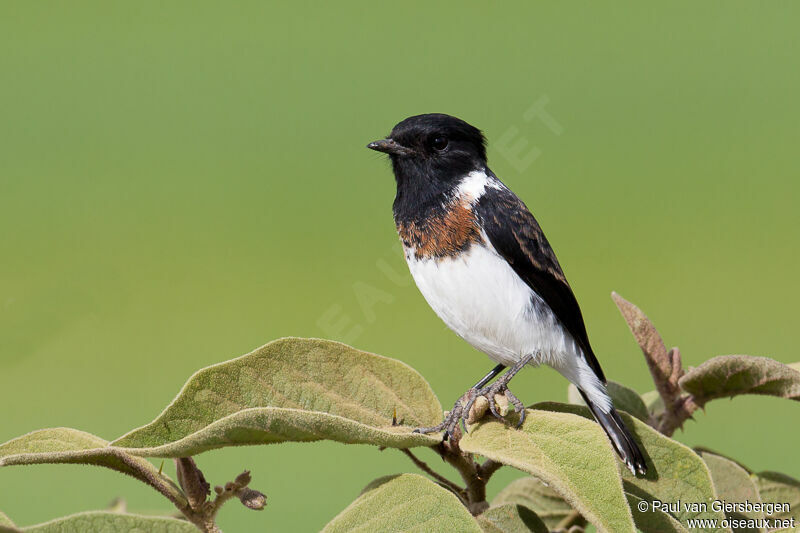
top-left (367, 113), bottom-right (647, 475)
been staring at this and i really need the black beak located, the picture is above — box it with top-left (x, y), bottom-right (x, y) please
top-left (367, 138), bottom-right (412, 156)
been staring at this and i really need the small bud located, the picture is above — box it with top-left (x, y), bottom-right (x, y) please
top-left (234, 470), bottom-right (252, 488)
top-left (466, 396), bottom-right (489, 425)
top-left (107, 497), bottom-right (126, 513)
top-left (493, 393), bottom-right (510, 416)
top-left (175, 457), bottom-right (210, 510)
top-left (239, 488), bottom-right (267, 510)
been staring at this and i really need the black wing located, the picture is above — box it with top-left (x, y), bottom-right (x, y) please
top-left (475, 182), bottom-right (606, 382)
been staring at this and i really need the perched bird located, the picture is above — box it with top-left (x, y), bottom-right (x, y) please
top-left (367, 113), bottom-right (647, 475)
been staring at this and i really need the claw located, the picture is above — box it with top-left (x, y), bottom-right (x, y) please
top-left (487, 395), bottom-right (500, 419)
top-left (503, 389), bottom-right (526, 427)
top-left (415, 354), bottom-right (535, 438)
top-left (462, 394), bottom-right (478, 422)
top-left (516, 403), bottom-right (527, 428)
top-left (493, 393), bottom-right (510, 416)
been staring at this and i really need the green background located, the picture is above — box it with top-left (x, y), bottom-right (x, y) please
top-left (1, 2), bottom-right (798, 531)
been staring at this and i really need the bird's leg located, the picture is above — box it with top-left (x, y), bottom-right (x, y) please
top-left (474, 363), bottom-right (508, 389)
top-left (414, 363), bottom-right (506, 441)
top-left (463, 353), bottom-right (535, 429)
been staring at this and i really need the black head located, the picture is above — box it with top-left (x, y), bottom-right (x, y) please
top-left (368, 113), bottom-right (487, 185)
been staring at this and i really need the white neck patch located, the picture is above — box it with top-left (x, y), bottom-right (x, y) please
top-left (454, 169), bottom-right (502, 204)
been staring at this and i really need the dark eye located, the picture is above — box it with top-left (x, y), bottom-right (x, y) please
top-left (431, 137), bottom-right (448, 151)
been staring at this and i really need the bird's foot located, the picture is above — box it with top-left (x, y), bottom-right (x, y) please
top-left (413, 390), bottom-right (472, 442)
top-left (463, 353), bottom-right (534, 430)
top-left (414, 354), bottom-right (535, 441)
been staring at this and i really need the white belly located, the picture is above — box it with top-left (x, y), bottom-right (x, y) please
top-left (405, 240), bottom-right (581, 369)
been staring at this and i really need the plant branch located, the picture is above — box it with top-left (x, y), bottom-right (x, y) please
top-left (172, 458), bottom-right (266, 532)
top-left (400, 448), bottom-right (465, 498)
top-left (433, 438), bottom-right (490, 515)
top-left (656, 394), bottom-right (700, 437)
top-left (476, 458), bottom-right (503, 482)
top-left (402, 399), bottom-right (507, 515)
top-left (107, 451), bottom-right (189, 512)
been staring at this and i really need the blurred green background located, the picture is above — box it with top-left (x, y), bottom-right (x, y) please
top-left (2, 2), bottom-right (798, 531)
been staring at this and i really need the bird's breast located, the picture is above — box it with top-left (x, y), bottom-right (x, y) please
top-left (402, 238), bottom-right (575, 367)
top-left (395, 200), bottom-right (483, 261)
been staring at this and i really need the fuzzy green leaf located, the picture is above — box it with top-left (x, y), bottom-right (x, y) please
top-left (626, 493), bottom-right (688, 533)
top-left (699, 451), bottom-right (763, 521)
top-left (0, 511), bottom-right (18, 532)
top-left (16, 511), bottom-right (197, 532)
top-left (113, 338), bottom-right (441, 456)
top-left (492, 477), bottom-right (573, 529)
top-left (460, 409), bottom-right (635, 533)
top-left (0, 429), bottom-right (185, 508)
top-left (0, 512), bottom-right (14, 527)
top-left (754, 471), bottom-right (800, 523)
top-left (1, 428), bottom-right (118, 467)
top-left (322, 474), bottom-right (481, 533)
top-left (693, 447), bottom-right (753, 473)
top-left (477, 504), bottom-right (548, 533)
top-left (568, 381), bottom-right (650, 423)
top-left (680, 355), bottom-right (800, 406)
top-left (532, 402), bottom-right (724, 527)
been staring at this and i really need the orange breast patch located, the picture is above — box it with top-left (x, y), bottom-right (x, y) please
top-left (397, 201), bottom-right (482, 260)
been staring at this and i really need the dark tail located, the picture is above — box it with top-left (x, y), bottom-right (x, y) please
top-left (578, 389), bottom-right (647, 475)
